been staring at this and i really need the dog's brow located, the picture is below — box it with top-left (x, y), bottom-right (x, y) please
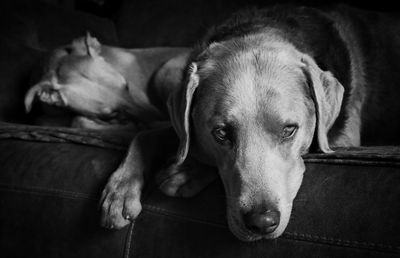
top-left (207, 115), bottom-right (237, 128)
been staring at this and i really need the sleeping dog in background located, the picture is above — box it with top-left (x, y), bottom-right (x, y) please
top-left (25, 5), bottom-right (400, 241)
top-left (25, 33), bottom-right (189, 129)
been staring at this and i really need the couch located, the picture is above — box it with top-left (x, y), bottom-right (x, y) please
top-left (0, 1), bottom-right (399, 257)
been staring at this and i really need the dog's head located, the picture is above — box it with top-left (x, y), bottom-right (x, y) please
top-left (24, 33), bottom-right (130, 120)
top-left (168, 37), bottom-right (343, 241)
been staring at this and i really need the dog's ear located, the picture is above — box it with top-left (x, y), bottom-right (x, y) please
top-left (84, 32), bottom-right (101, 57)
top-left (301, 55), bottom-right (344, 153)
top-left (167, 62), bottom-right (200, 165)
top-left (71, 32), bottom-right (101, 56)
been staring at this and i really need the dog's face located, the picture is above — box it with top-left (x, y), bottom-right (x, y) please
top-left (192, 48), bottom-right (315, 241)
top-left (168, 39), bottom-right (343, 241)
top-left (25, 34), bottom-right (129, 120)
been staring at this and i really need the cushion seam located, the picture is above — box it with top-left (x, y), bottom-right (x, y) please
top-left (123, 223), bottom-right (135, 258)
top-left (142, 204), bottom-right (399, 253)
top-left (0, 184), bottom-right (96, 200)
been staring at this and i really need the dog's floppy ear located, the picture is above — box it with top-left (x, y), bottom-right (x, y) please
top-left (167, 62), bottom-right (200, 165)
top-left (301, 55), bottom-right (344, 153)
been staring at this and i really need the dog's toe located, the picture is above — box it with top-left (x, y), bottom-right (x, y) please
top-left (99, 171), bottom-right (143, 229)
top-left (122, 197), bottom-right (142, 221)
top-left (100, 191), bottom-right (129, 229)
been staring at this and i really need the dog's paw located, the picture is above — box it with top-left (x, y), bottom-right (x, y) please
top-left (156, 162), bottom-right (217, 198)
top-left (99, 168), bottom-right (143, 229)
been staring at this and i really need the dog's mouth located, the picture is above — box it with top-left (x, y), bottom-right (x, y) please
top-left (37, 89), bottom-right (66, 107)
top-left (25, 84), bottom-right (67, 113)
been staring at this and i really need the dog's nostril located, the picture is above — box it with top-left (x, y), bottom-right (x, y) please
top-left (244, 210), bottom-right (280, 235)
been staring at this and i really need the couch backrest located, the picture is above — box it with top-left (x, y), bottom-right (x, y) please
top-left (112, 0), bottom-right (400, 48)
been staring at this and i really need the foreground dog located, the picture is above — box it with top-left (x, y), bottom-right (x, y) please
top-left (26, 5), bottom-right (400, 241)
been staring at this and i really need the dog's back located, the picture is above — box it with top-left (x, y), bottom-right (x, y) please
top-left (332, 6), bottom-right (400, 145)
top-left (194, 4), bottom-right (400, 146)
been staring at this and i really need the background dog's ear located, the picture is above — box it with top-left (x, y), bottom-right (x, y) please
top-left (301, 55), bottom-right (344, 153)
top-left (167, 62), bottom-right (199, 165)
top-left (71, 32), bottom-right (101, 56)
top-left (84, 32), bottom-right (101, 57)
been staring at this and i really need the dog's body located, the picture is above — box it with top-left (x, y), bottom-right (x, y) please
top-left (26, 5), bottom-right (400, 241)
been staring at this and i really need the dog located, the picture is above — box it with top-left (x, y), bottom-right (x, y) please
top-left (24, 33), bottom-right (190, 129)
top-left (26, 5), bottom-right (400, 242)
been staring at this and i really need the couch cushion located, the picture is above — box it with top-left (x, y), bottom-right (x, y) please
top-left (132, 147), bottom-right (400, 257)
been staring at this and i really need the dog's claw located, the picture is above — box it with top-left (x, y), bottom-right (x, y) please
top-left (99, 168), bottom-right (142, 230)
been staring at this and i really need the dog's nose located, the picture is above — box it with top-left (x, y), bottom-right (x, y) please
top-left (244, 210), bottom-right (280, 234)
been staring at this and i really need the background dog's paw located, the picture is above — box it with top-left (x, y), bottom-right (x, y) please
top-left (157, 162), bottom-right (217, 198)
top-left (99, 169), bottom-right (142, 229)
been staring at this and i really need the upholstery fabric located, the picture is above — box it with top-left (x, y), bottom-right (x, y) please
top-left (0, 125), bottom-right (399, 257)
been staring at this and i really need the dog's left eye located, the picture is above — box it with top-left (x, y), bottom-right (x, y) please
top-left (281, 125), bottom-right (297, 139)
top-left (212, 127), bottom-right (230, 144)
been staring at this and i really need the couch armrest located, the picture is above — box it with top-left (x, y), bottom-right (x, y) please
top-left (0, 124), bottom-right (130, 258)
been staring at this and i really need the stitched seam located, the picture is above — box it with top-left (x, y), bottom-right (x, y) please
top-left (143, 204), bottom-right (226, 228)
top-left (0, 184), bottom-right (96, 200)
top-left (304, 159), bottom-right (400, 167)
top-left (0, 136), bottom-right (126, 151)
top-left (283, 232), bottom-right (400, 253)
top-left (0, 123), bottom-right (131, 151)
top-left (142, 204), bottom-right (399, 253)
top-left (123, 223), bottom-right (135, 258)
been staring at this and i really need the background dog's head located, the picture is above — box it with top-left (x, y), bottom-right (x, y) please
top-left (24, 33), bottom-right (131, 121)
top-left (168, 35), bottom-right (344, 241)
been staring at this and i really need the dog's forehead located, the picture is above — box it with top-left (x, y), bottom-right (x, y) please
top-left (197, 48), bottom-right (309, 125)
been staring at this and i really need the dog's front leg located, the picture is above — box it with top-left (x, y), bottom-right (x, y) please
top-left (99, 125), bottom-right (175, 229)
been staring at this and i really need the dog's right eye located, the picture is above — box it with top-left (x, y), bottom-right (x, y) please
top-left (212, 127), bottom-right (230, 144)
top-left (281, 125), bottom-right (298, 139)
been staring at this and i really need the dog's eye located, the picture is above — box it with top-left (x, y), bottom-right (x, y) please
top-left (212, 127), bottom-right (229, 144)
top-left (281, 125), bottom-right (297, 139)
